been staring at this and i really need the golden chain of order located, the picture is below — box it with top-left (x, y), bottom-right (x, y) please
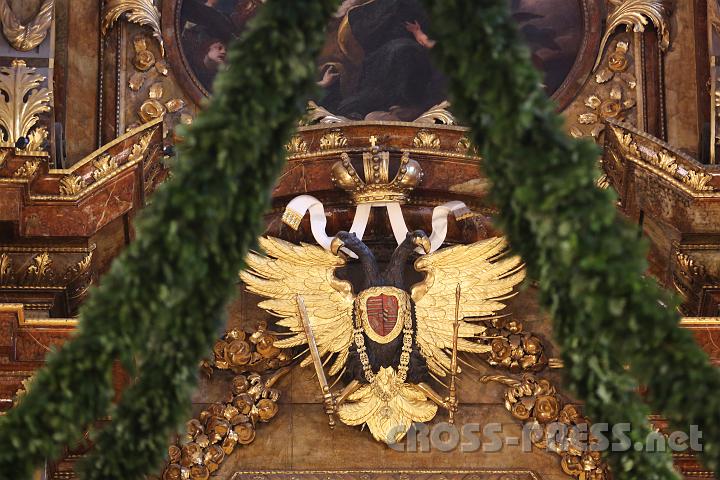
top-left (353, 301), bottom-right (413, 383)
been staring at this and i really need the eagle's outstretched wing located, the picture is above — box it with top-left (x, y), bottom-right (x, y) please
top-left (411, 237), bottom-right (526, 377)
top-left (240, 237), bottom-right (355, 376)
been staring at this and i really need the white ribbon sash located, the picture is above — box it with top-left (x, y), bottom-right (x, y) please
top-left (283, 195), bottom-right (472, 255)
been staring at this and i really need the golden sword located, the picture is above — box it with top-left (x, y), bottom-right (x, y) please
top-left (449, 283), bottom-right (462, 424)
top-left (296, 294), bottom-right (336, 428)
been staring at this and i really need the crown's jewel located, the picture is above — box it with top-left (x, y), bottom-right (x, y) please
top-left (331, 137), bottom-right (423, 204)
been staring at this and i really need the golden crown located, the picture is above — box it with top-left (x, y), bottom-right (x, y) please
top-left (331, 137), bottom-right (423, 204)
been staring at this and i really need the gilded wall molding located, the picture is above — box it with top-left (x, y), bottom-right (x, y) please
top-left (102, 0), bottom-right (164, 56)
top-left (0, 0), bottom-right (54, 52)
top-left (594, 0), bottom-right (670, 71)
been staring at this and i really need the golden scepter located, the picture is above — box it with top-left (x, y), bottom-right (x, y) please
top-left (296, 295), bottom-right (336, 428)
top-left (449, 283), bottom-right (461, 424)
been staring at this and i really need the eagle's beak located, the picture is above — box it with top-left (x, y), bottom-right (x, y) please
top-left (330, 236), bottom-right (345, 256)
top-left (414, 234), bottom-right (431, 254)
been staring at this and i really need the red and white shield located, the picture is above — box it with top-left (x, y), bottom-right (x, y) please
top-left (357, 287), bottom-right (410, 344)
top-left (365, 294), bottom-right (399, 338)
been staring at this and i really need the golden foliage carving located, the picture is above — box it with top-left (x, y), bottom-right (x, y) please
top-left (0, 60), bottom-right (51, 143)
top-left (26, 126), bottom-right (48, 152)
top-left (683, 170), bottom-right (714, 192)
top-left (285, 135), bottom-right (308, 154)
top-left (26, 252), bottom-right (53, 285)
top-left (59, 175), bottom-right (86, 196)
top-left (13, 159), bottom-right (40, 178)
top-left (319, 130), bottom-right (348, 150)
top-left (483, 374), bottom-right (610, 480)
top-left (128, 129), bottom-right (156, 163)
top-left (0, 253), bottom-right (13, 284)
top-left (92, 154), bottom-right (119, 182)
top-left (412, 130), bottom-right (440, 150)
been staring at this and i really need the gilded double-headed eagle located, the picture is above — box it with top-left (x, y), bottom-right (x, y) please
top-left (241, 231), bottom-right (525, 443)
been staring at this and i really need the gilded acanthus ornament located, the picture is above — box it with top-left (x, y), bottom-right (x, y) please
top-left (128, 128), bottom-right (156, 163)
top-left (26, 126), bottom-right (48, 153)
top-left (651, 150), bottom-right (679, 175)
top-left (285, 135), bottom-right (308, 155)
top-left (0, 253), bottom-right (13, 284)
top-left (683, 170), bottom-right (714, 192)
top-left (596, 174), bottom-right (611, 189)
top-left (64, 252), bottom-right (93, 280)
top-left (456, 137), bottom-right (478, 155)
top-left (0, 0), bottom-right (54, 51)
top-left (594, 0), bottom-right (670, 71)
top-left (412, 129), bottom-right (441, 150)
top-left (675, 251), bottom-right (706, 280)
top-left (0, 60), bottom-right (52, 144)
top-left (13, 159), bottom-right (40, 178)
top-left (59, 175), bottom-right (86, 196)
top-left (102, 0), bottom-right (164, 56)
top-left (92, 154), bottom-right (119, 182)
top-left (25, 252), bottom-right (53, 285)
top-left (319, 129), bottom-right (348, 150)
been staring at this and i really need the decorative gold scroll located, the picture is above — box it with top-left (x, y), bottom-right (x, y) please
top-left (0, 0), bottom-right (54, 52)
top-left (102, 0), bottom-right (164, 56)
top-left (594, 0), bottom-right (670, 71)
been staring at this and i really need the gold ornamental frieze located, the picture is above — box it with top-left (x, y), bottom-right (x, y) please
top-left (605, 121), bottom-right (719, 195)
top-left (230, 472), bottom-right (541, 480)
top-left (285, 123), bottom-right (482, 162)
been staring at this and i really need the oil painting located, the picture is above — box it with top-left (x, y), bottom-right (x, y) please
top-left (177, 0), bottom-right (588, 119)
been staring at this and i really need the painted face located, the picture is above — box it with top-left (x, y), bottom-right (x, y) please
top-left (206, 42), bottom-right (227, 66)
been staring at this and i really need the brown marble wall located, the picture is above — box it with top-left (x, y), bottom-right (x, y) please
top-left (665, 0), bottom-right (701, 154)
top-left (62, 0), bottom-right (101, 162)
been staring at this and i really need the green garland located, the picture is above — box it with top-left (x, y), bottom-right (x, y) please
top-left (0, 1), bottom-right (339, 478)
top-left (420, 1), bottom-right (720, 478)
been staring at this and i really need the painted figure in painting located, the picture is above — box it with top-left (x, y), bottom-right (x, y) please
top-left (317, 0), bottom-right (446, 121)
top-left (177, 0), bottom-right (585, 115)
top-left (180, 0), bottom-right (264, 90)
